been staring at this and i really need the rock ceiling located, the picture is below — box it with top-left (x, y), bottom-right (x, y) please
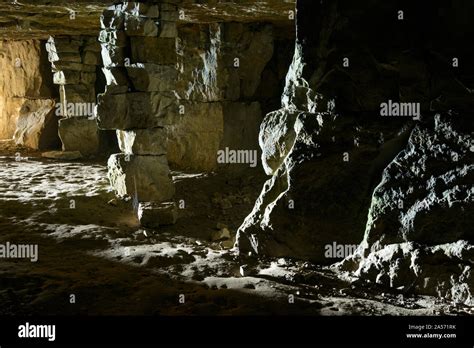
top-left (0, 0), bottom-right (295, 40)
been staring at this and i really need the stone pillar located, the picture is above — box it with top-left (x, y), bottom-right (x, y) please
top-left (46, 36), bottom-right (103, 157)
top-left (97, 2), bottom-right (177, 225)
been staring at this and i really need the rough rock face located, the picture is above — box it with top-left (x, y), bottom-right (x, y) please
top-left (117, 128), bottom-right (167, 155)
top-left (0, 1), bottom-right (110, 40)
top-left (348, 241), bottom-right (472, 305)
top-left (175, 22), bottom-right (274, 102)
top-left (361, 116), bottom-right (473, 249)
top-left (163, 20), bottom-right (282, 171)
top-left (0, 98), bottom-right (24, 141)
top-left (46, 35), bottom-right (113, 157)
top-left (58, 117), bottom-right (100, 156)
top-left (107, 154), bottom-right (175, 202)
top-left (337, 115), bottom-right (473, 305)
top-left (0, 0), bottom-right (294, 39)
top-left (236, 0), bottom-right (474, 303)
top-left (97, 0), bottom-right (295, 209)
top-left (0, 40), bottom-right (57, 141)
top-left (237, 0), bottom-right (411, 262)
top-left (0, 40), bottom-right (55, 98)
top-left (97, 2), bottom-right (179, 203)
top-left (13, 99), bottom-right (61, 150)
top-left (164, 102), bottom-right (224, 171)
top-left (165, 19), bottom-right (289, 171)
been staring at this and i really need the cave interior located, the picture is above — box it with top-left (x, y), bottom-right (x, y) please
top-left (0, 0), bottom-right (472, 316)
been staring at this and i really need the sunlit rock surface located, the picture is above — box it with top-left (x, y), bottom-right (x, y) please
top-left (107, 153), bottom-right (175, 202)
top-left (0, 40), bottom-right (57, 140)
top-left (13, 99), bottom-right (60, 150)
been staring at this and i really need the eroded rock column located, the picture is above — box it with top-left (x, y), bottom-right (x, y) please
top-left (97, 2), bottom-right (177, 224)
top-left (46, 36), bottom-right (108, 157)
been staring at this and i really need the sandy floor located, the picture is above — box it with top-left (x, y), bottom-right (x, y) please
top-left (0, 140), bottom-right (470, 315)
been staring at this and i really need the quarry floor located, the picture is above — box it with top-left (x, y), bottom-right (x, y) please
top-left (0, 139), bottom-right (469, 316)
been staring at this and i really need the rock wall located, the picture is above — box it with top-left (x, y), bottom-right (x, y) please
top-left (0, 39), bottom-right (59, 149)
top-left (338, 115), bottom-right (473, 305)
top-left (97, 1), bottom-right (294, 207)
top-left (236, 0), bottom-right (474, 302)
top-left (0, 0), bottom-right (294, 192)
top-left (167, 21), bottom-right (270, 171)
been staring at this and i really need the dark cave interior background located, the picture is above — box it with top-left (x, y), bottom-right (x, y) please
top-left (0, 0), bottom-right (472, 315)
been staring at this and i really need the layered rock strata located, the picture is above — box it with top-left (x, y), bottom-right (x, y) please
top-left (46, 35), bottom-right (115, 157)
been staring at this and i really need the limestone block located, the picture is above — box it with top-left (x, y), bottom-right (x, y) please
top-left (82, 50), bottom-right (101, 65)
top-left (125, 17), bottom-right (159, 36)
top-left (126, 64), bottom-right (177, 92)
top-left (130, 37), bottom-right (176, 64)
top-left (164, 102), bottom-right (224, 171)
top-left (58, 117), bottom-right (100, 156)
top-left (51, 61), bottom-right (96, 73)
top-left (107, 153), bottom-right (175, 202)
top-left (62, 84), bottom-right (96, 103)
top-left (117, 128), bottom-right (167, 155)
top-left (138, 201), bottom-right (178, 228)
top-left (97, 92), bottom-right (176, 129)
top-left (159, 21), bottom-right (177, 38)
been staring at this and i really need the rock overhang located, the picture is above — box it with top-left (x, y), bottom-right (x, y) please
top-left (0, 0), bottom-right (295, 40)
